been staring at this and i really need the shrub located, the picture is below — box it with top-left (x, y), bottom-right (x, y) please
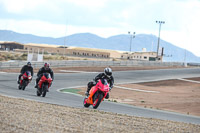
top-left (0, 57), bottom-right (4, 61)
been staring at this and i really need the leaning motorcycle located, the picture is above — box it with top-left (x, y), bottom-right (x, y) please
top-left (36, 73), bottom-right (52, 97)
top-left (18, 71), bottom-right (32, 90)
top-left (83, 79), bottom-right (110, 109)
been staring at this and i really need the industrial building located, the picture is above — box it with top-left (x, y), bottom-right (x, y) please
top-left (0, 41), bottom-right (162, 61)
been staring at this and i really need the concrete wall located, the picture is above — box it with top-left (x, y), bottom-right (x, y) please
top-left (0, 60), bottom-right (184, 69)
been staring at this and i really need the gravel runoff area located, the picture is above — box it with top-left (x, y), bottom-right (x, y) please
top-left (0, 95), bottom-right (200, 133)
top-left (77, 77), bottom-right (200, 116)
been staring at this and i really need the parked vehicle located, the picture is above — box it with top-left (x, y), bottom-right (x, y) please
top-left (83, 79), bottom-right (110, 109)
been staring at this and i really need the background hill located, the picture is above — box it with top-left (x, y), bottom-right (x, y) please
top-left (0, 30), bottom-right (200, 63)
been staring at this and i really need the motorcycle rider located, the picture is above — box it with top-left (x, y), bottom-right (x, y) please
top-left (35, 62), bottom-right (54, 89)
top-left (85, 67), bottom-right (114, 99)
top-left (18, 62), bottom-right (33, 84)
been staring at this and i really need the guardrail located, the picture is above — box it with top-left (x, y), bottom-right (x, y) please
top-left (0, 60), bottom-right (184, 69)
top-left (187, 63), bottom-right (200, 67)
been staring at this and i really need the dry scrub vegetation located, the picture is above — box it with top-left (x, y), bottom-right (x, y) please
top-left (0, 52), bottom-right (27, 61)
top-left (0, 51), bottom-right (112, 61)
top-left (0, 95), bottom-right (199, 133)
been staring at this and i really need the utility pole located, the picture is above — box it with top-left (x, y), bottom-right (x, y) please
top-left (63, 19), bottom-right (68, 57)
top-left (184, 49), bottom-right (187, 67)
top-left (156, 21), bottom-right (165, 60)
top-left (128, 31), bottom-right (136, 52)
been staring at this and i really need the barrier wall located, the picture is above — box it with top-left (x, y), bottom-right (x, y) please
top-left (0, 60), bottom-right (184, 69)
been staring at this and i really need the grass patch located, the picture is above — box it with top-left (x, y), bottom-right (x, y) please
top-left (108, 99), bottom-right (118, 103)
top-left (60, 88), bottom-right (81, 94)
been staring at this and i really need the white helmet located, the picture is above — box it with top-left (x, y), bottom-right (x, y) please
top-left (104, 67), bottom-right (112, 77)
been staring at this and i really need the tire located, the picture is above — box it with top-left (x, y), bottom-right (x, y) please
top-left (83, 98), bottom-right (90, 108)
top-left (21, 80), bottom-right (27, 90)
top-left (93, 93), bottom-right (103, 109)
top-left (42, 85), bottom-right (48, 97)
top-left (37, 90), bottom-right (41, 96)
top-left (18, 85), bottom-right (21, 90)
top-left (22, 86), bottom-right (26, 90)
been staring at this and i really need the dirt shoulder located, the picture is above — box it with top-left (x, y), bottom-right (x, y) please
top-left (77, 77), bottom-right (200, 116)
top-left (0, 95), bottom-right (199, 133)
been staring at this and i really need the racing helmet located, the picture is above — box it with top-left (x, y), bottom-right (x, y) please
top-left (104, 67), bottom-right (112, 77)
top-left (27, 62), bottom-right (31, 66)
top-left (44, 62), bottom-right (50, 70)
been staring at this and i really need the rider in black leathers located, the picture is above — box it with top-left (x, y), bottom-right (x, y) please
top-left (18, 62), bottom-right (33, 84)
top-left (85, 67), bottom-right (114, 99)
top-left (35, 62), bottom-right (54, 88)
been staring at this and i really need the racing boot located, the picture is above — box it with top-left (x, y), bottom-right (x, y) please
top-left (85, 88), bottom-right (90, 97)
top-left (35, 83), bottom-right (38, 88)
top-left (17, 76), bottom-right (20, 84)
top-left (105, 93), bottom-right (109, 99)
top-left (85, 91), bottom-right (89, 96)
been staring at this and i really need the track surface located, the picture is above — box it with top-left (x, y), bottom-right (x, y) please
top-left (0, 68), bottom-right (200, 124)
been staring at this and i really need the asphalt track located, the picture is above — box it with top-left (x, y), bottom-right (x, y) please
top-left (0, 68), bottom-right (200, 124)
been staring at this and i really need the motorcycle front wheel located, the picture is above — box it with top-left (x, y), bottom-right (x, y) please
top-left (93, 93), bottom-right (103, 109)
top-left (18, 85), bottom-right (22, 90)
top-left (42, 84), bottom-right (48, 97)
top-left (21, 80), bottom-right (27, 90)
top-left (37, 90), bottom-right (41, 96)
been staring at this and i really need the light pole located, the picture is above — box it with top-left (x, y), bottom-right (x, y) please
top-left (128, 31), bottom-right (136, 52)
top-left (156, 21), bottom-right (165, 60)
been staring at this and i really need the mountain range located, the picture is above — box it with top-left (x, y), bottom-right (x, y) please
top-left (0, 30), bottom-right (200, 63)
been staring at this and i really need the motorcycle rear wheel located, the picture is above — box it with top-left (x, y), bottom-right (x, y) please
top-left (83, 98), bottom-right (90, 108)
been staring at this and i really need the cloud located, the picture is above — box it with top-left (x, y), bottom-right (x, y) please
top-left (0, 0), bottom-right (47, 13)
top-left (0, 19), bottom-right (66, 37)
top-left (66, 0), bottom-right (107, 7)
top-left (0, 19), bottom-right (123, 38)
top-left (0, 0), bottom-right (200, 56)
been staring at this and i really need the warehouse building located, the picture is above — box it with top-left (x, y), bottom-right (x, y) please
top-left (0, 41), bottom-right (162, 61)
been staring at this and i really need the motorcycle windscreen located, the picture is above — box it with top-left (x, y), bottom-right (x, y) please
top-left (25, 71), bottom-right (31, 76)
top-left (99, 79), bottom-right (109, 92)
top-left (43, 73), bottom-right (51, 79)
top-left (100, 79), bottom-right (108, 85)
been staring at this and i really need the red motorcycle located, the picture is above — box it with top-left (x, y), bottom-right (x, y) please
top-left (36, 73), bottom-right (52, 97)
top-left (18, 71), bottom-right (32, 90)
top-left (83, 79), bottom-right (110, 109)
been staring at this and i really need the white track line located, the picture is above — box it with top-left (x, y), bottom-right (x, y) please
top-left (114, 85), bottom-right (160, 93)
top-left (57, 86), bottom-right (85, 92)
top-left (0, 72), bottom-right (6, 73)
top-left (177, 78), bottom-right (200, 84)
top-left (59, 70), bottom-right (98, 73)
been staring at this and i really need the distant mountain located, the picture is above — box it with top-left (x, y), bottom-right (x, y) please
top-left (0, 30), bottom-right (200, 63)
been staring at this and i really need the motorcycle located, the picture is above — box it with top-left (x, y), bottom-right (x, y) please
top-left (36, 73), bottom-right (52, 97)
top-left (18, 71), bottom-right (32, 90)
top-left (83, 79), bottom-right (110, 109)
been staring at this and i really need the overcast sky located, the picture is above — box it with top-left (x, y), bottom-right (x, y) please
top-left (0, 0), bottom-right (200, 56)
